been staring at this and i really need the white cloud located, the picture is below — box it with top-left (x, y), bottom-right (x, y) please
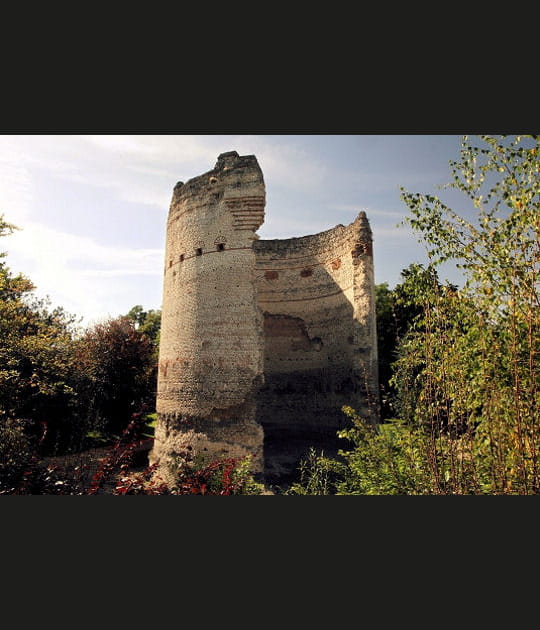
top-left (81, 135), bottom-right (157, 155)
top-left (0, 140), bottom-right (35, 223)
top-left (5, 220), bottom-right (163, 326)
top-left (82, 134), bottom-right (219, 163)
top-left (0, 135), bottom-right (270, 324)
top-left (2, 134), bottom-right (335, 214)
top-left (0, 134), bottom-right (453, 326)
top-left (227, 135), bottom-right (330, 194)
top-left (0, 136), bottom-right (206, 214)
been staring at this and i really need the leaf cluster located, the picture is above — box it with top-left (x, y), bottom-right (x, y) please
top-left (291, 135), bottom-right (540, 494)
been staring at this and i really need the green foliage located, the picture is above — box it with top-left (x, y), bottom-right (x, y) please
top-left (288, 407), bottom-right (434, 495)
top-left (1, 216), bottom-right (161, 466)
top-left (165, 453), bottom-right (265, 495)
top-left (0, 418), bottom-right (34, 492)
top-left (1, 217), bottom-right (84, 453)
top-left (126, 304), bottom-right (161, 355)
top-left (75, 316), bottom-right (157, 438)
top-left (125, 305), bottom-right (161, 398)
top-left (141, 412), bottom-right (157, 438)
top-left (395, 134), bottom-right (540, 493)
top-left (374, 282), bottom-right (398, 416)
top-left (228, 455), bottom-right (266, 495)
top-left (291, 135), bottom-right (539, 495)
top-left (375, 264), bottom-right (452, 418)
top-left (334, 407), bottom-right (433, 494)
top-left (0, 214), bottom-right (18, 243)
top-left (287, 447), bottom-right (346, 495)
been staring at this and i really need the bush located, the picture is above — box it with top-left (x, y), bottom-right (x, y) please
top-left (288, 407), bottom-right (434, 495)
top-left (287, 448), bottom-right (345, 495)
top-left (74, 316), bottom-right (157, 440)
top-left (397, 134), bottom-right (540, 494)
top-left (0, 418), bottom-right (34, 493)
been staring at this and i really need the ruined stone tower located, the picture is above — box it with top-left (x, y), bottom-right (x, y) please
top-left (151, 151), bottom-right (378, 484)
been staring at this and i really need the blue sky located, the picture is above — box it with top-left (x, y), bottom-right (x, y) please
top-left (0, 134), bottom-right (466, 326)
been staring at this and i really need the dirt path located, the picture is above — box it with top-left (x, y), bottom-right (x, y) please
top-left (40, 440), bottom-right (152, 494)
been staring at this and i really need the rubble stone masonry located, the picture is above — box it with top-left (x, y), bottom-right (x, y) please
top-left (151, 151), bottom-right (378, 485)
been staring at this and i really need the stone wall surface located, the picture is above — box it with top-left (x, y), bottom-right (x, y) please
top-left (151, 151), bottom-right (378, 486)
top-left (254, 214), bottom-right (378, 482)
top-left (254, 213), bottom-right (377, 432)
top-left (151, 152), bottom-right (266, 482)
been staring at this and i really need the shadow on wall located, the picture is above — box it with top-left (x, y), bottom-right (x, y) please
top-left (254, 243), bottom-right (375, 486)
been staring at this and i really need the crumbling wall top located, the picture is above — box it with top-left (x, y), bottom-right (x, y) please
top-left (169, 151), bottom-right (264, 206)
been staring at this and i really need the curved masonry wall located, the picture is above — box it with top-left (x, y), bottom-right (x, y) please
top-left (152, 151), bottom-right (378, 484)
top-left (254, 214), bottom-right (377, 432)
top-left (151, 152), bottom-right (266, 482)
top-left (254, 216), bottom-right (378, 480)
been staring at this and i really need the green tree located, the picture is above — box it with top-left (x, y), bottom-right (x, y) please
top-left (396, 134), bottom-right (540, 493)
top-left (291, 135), bottom-right (540, 495)
top-left (0, 215), bottom-right (83, 455)
top-left (126, 305), bottom-right (161, 350)
top-left (0, 218), bottom-right (89, 495)
top-left (75, 315), bottom-right (157, 438)
top-left (374, 282), bottom-right (397, 417)
top-left (125, 305), bottom-right (161, 423)
top-left (1, 216), bottom-right (164, 492)
top-left (287, 406), bottom-right (434, 495)
top-left (375, 264), bottom-right (452, 419)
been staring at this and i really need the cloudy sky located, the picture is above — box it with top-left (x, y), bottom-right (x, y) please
top-left (0, 134), bottom-right (466, 327)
